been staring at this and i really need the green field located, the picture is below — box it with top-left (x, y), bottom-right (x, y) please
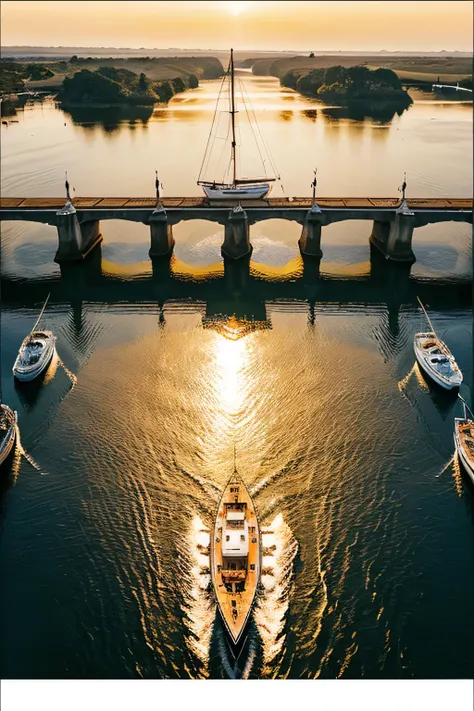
top-left (248, 55), bottom-right (473, 84)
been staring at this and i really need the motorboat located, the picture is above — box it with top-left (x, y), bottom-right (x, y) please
top-left (197, 48), bottom-right (279, 202)
top-left (13, 330), bottom-right (57, 382)
top-left (0, 403), bottom-right (17, 467)
top-left (12, 294), bottom-right (57, 383)
top-left (210, 462), bottom-right (261, 646)
top-left (454, 399), bottom-right (474, 485)
top-left (414, 333), bottom-right (463, 390)
top-left (413, 297), bottom-right (462, 390)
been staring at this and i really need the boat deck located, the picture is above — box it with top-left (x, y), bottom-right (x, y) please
top-left (458, 421), bottom-right (474, 465)
top-left (211, 475), bottom-right (260, 644)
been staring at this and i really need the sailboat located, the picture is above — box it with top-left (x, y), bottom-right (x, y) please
top-left (454, 397), bottom-right (474, 485)
top-left (197, 48), bottom-right (279, 201)
top-left (210, 453), bottom-right (261, 646)
top-left (413, 297), bottom-right (462, 390)
top-left (13, 294), bottom-right (57, 382)
top-left (0, 403), bottom-right (17, 467)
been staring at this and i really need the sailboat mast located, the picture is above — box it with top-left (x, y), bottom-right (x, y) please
top-left (230, 48), bottom-right (237, 186)
top-left (30, 293), bottom-right (51, 336)
top-left (416, 296), bottom-right (437, 336)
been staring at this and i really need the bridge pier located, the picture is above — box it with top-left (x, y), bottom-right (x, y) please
top-left (298, 207), bottom-right (323, 258)
top-left (149, 208), bottom-right (175, 258)
top-left (222, 206), bottom-right (251, 260)
top-left (370, 203), bottom-right (416, 263)
top-left (55, 203), bottom-right (102, 262)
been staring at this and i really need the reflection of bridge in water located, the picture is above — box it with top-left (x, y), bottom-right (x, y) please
top-left (2, 245), bottom-right (470, 342)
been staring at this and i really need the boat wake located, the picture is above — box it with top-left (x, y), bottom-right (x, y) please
top-left (57, 356), bottom-right (78, 390)
top-left (435, 454), bottom-right (455, 478)
top-left (15, 424), bottom-right (47, 474)
top-left (451, 454), bottom-right (464, 497)
top-left (181, 515), bottom-right (214, 677)
top-left (397, 362), bottom-right (430, 396)
top-left (254, 513), bottom-right (299, 677)
top-left (182, 511), bottom-right (297, 678)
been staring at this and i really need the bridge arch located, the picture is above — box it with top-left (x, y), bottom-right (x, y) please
top-left (410, 221), bottom-right (472, 280)
top-left (172, 219), bottom-right (225, 266)
top-left (249, 218), bottom-right (301, 266)
top-left (98, 219), bottom-right (152, 264)
top-left (320, 220), bottom-right (373, 274)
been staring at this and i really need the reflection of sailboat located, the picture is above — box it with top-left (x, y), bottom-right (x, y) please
top-left (198, 49), bottom-right (279, 201)
top-left (202, 314), bottom-right (271, 341)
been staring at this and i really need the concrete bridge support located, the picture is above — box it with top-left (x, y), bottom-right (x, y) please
top-left (370, 203), bottom-right (416, 263)
top-left (298, 207), bottom-right (323, 258)
top-left (149, 208), bottom-right (175, 258)
top-left (222, 206), bottom-right (251, 260)
top-left (55, 203), bottom-right (102, 262)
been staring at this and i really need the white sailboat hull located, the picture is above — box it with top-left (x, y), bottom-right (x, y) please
top-left (202, 184), bottom-right (271, 200)
top-left (413, 332), bottom-right (462, 390)
top-left (13, 331), bottom-right (57, 382)
top-left (0, 406), bottom-right (17, 467)
top-left (454, 418), bottom-right (474, 485)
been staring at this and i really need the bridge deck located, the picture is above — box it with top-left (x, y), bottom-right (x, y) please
top-left (0, 197), bottom-right (472, 210)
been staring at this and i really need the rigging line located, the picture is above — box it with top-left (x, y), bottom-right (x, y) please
top-left (216, 132), bottom-right (232, 182)
top-left (198, 69), bottom-right (228, 182)
top-left (201, 102), bottom-right (226, 179)
top-left (240, 81), bottom-right (272, 177)
top-left (239, 79), bottom-right (267, 151)
top-left (240, 78), bottom-right (280, 178)
top-left (238, 78), bottom-right (269, 177)
top-left (222, 154), bottom-right (233, 185)
top-left (30, 292), bottom-right (51, 335)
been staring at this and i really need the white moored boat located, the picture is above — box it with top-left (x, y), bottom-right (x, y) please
top-left (210, 457), bottom-right (261, 646)
top-left (12, 294), bottom-right (57, 382)
top-left (197, 48), bottom-right (279, 202)
top-left (413, 298), bottom-right (462, 391)
top-left (454, 399), bottom-right (474, 485)
top-left (13, 330), bottom-right (57, 382)
top-left (0, 403), bottom-right (17, 467)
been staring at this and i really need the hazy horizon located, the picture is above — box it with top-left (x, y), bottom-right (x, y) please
top-left (1, 1), bottom-right (472, 53)
top-left (1, 45), bottom-right (472, 54)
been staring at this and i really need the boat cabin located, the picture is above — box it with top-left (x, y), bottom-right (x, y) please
top-left (220, 503), bottom-right (249, 592)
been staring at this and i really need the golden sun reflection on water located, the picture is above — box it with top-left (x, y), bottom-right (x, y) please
top-left (212, 328), bottom-right (251, 419)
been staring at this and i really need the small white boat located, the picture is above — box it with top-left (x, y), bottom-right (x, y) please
top-left (414, 332), bottom-right (463, 390)
top-left (0, 403), bottom-right (17, 467)
top-left (454, 399), bottom-right (474, 485)
top-left (13, 293), bottom-right (57, 383)
top-left (197, 48), bottom-right (279, 202)
top-left (413, 298), bottom-right (462, 390)
top-left (13, 330), bottom-right (57, 382)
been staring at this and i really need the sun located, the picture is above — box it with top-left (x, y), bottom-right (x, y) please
top-left (225, 1), bottom-right (250, 17)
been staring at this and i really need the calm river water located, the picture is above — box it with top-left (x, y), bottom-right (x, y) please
top-left (0, 71), bottom-right (472, 679)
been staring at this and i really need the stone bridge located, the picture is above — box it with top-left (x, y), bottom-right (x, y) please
top-left (0, 196), bottom-right (472, 263)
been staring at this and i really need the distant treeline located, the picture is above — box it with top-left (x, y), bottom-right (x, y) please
top-left (281, 65), bottom-right (413, 105)
top-left (59, 66), bottom-right (198, 105)
top-left (0, 55), bottom-right (224, 100)
top-left (0, 61), bottom-right (54, 93)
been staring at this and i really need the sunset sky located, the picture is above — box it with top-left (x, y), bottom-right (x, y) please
top-left (1, 1), bottom-right (473, 52)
